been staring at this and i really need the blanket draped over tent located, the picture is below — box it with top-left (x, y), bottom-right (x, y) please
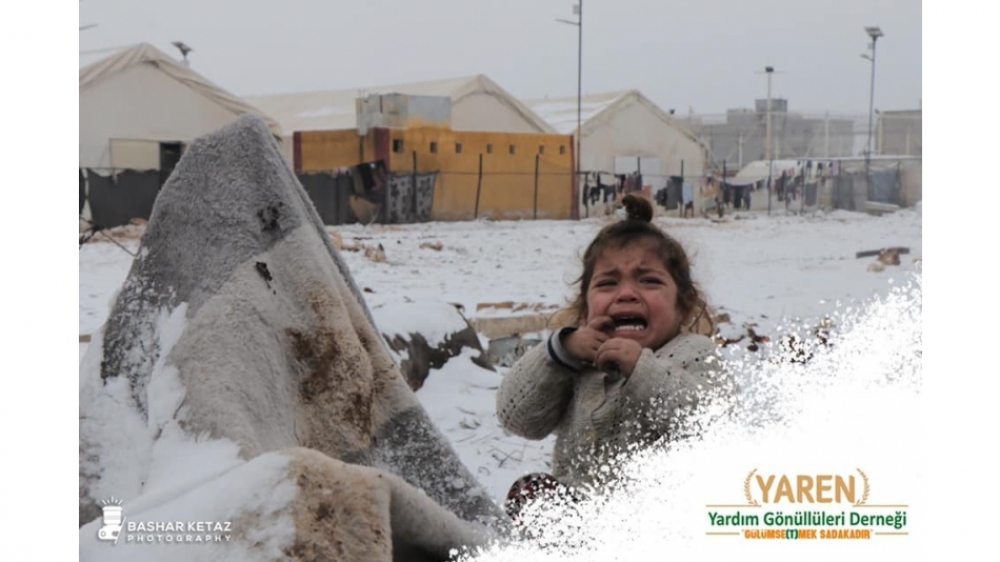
top-left (79, 114), bottom-right (506, 561)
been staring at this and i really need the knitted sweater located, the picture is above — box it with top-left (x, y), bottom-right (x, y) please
top-left (496, 328), bottom-right (735, 489)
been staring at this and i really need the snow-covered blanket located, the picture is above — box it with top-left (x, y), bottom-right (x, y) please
top-left (79, 115), bottom-right (505, 561)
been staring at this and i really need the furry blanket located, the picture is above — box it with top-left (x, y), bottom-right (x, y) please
top-left (79, 115), bottom-right (506, 561)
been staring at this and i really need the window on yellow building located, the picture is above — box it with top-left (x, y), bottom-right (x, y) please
top-left (487, 143), bottom-right (493, 154)
top-left (539, 145), bottom-right (545, 155)
top-left (430, 141), bottom-right (438, 154)
top-left (509, 144), bottom-right (516, 155)
top-left (393, 139), bottom-right (404, 153)
top-left (559, 145), bottom-right (566, 155)
top-left (455, 142), bottom-right (463, 154)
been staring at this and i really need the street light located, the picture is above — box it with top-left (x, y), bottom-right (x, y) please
top-left (556, 2), bottom-right (582, 219)
top-left (755, 65), bottom-right (776, 215)
top-left (861, 26), bottom-right (883, 201)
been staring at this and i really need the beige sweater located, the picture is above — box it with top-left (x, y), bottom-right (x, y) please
top-left (496, 329), bottom-right (735, 489)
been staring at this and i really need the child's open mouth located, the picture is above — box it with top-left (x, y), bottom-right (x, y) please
top-left (612, 316), bottom-right (647, 333)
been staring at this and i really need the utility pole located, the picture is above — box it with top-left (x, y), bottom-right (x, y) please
top-left (577, 1), bottom-right (583, 206)
top-left (557, 3), bottom-right (583, 219)
top-left (765, 66), bottom-right (774, 216)
top-left (738, 132), bottom-right (744, 170)
top-left (862, 26), bottom-right (883, 202)
top-left (824, 111), bottom-right (830, 158)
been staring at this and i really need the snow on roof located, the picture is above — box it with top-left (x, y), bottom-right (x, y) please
top-left (525, 90), bottom-right (707, 155)
top-left (79, 43), bottom-right (282, 137)
top-left (525, 91), bottom-right (631, 134)
top-left (244, 74), bottom-right (556, 135)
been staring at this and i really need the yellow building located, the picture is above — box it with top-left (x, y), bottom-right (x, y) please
top-left (295, 125), bottom-right (577, 221)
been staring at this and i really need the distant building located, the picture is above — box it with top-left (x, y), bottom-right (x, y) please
top-left (80, 42), bottom-right (281, 170)
top-left (675, 99), bottom-right (855, 168)
top-left (295, 93), bottom-right (576, 222)
top-left (79, 42), bottom-right (282, 228)
top-left (877, 109), bottom-right (921, 156)
top-left (246, 75), bottom-right (556, 165)
top-left (526, 90), bottom-right (709, 216)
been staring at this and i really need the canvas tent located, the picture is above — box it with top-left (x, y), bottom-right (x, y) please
top-left (527, 90), bottom-right (709, 216)
top-left (246, 74), bottom-right (556, 164)
top-left (79, 42), bottom-right (282, 170)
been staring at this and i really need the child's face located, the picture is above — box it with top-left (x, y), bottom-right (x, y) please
top-left (585, 242), bottom-right (682, 350)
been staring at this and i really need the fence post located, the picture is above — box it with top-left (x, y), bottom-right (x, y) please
top-left (533, 154), bottom-right (540, 220)
top-left (680, 160), bottom-right (685, 216)
top-left (896, 161), bottom-right (902, 206)
top-left (411, 150), bottom-right (418, 222)
top-left (800, 166), bottom-right (805, 214)
top-left (474, 153), bottom-right (483, 220)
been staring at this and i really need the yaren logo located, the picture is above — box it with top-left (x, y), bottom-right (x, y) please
top-left (706, 468), bottom-right (909, 540)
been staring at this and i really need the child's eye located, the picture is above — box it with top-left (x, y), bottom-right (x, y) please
top-left (596, 280), bottom-right (616, 288)
top-left (641, 278), bottom-right (662, 284)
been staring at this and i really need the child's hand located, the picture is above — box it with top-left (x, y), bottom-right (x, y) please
top-left (595, 338), bottom-right (643, 377)
top-left (562, 316), bottom-right (613, 363)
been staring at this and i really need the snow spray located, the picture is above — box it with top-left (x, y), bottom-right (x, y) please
top-left (454, 272), bottom-right (922, 561)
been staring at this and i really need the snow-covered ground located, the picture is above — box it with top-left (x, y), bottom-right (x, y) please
top-left (79, 207), bottom-right (921, 503)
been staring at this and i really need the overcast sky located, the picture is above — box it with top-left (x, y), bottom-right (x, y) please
top-left (79, 0), bottom-right (921, 117)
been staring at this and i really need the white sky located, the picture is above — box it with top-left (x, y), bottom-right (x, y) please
top-left (78, 0), bottom-right (921, 116)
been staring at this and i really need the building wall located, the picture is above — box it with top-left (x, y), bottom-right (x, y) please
top-left (107, 139), bottom-right (160, 170)
top-left (583, 99), bottom-right (706, 177)
top-left (295, 129), bottom-right (378, 171)
top-left (878, 111), bottom-right (921, 156)
top-left (276, 135), bottom-right (295, 166)
top-left (357, 93), bottom-right (452, 132)
top-left (900, 160), bottom-right (922, 205)
top-left (296, 127), bottom-right (575, 221)
top-left (698, 111), bottom-right (855, 165)
top-left (80, 64), bottom-right (242, 169)
top-left (453, 94), bottom-right (547, 133)
top-left (580, 97), bottom-right (708, 211)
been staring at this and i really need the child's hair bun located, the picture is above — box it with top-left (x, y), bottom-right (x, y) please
top-left (621, 193), bottom-right (654, 223)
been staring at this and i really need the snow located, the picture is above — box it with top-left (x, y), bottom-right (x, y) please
top-left (456, 277), bottom-right (922, 560)
top-left (79, 299), bottom-right (302, 561)
top-left (80, 452), bottom-right (298, 561)
top-left (372, 299), bottom-right (472, 347)
top-left (416, 347), bottom-right (556, 500)
top-left (527, 96), bottom-right (624, 134)
top-left (79, 207), bottom-right (921, 556)
top-left (294, 105), bottom-right (354, 119)
top-left (79, 301), bottom-right (256, 515)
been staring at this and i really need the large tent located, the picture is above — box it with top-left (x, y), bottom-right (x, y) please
top-left (245, 74), bottom-right (556, 164)
top-left (79, 43), bottom-right (281, 170)
top-left (527, 90), bottom-right (709, 215)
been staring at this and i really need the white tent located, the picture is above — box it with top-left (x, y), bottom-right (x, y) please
top-left (245, 74), bottom-right (557, 164)
top-left (79, 43), bottom-right (282, 169)
top-left (527, 90), bottom-right (709, 216)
